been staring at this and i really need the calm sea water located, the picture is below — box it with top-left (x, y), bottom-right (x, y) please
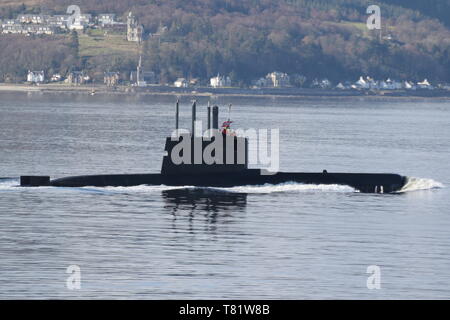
top-left (0, 92), bottom-right (448, 299)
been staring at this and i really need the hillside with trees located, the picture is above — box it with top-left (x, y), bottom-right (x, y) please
top-left (0, 0), bottom-right (449, 84)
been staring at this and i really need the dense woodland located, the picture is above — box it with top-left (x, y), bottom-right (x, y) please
top-left (0, 0), bottom-right (450, 84)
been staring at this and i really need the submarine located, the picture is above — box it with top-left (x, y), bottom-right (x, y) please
top-left (20, 101), bottom-right (407, 193)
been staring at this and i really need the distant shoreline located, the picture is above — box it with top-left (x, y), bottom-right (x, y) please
top-left (1, 83), bottom-right (450, 100)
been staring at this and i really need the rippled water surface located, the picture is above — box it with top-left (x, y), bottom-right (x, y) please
top-left (0, 93), bottom-right (449, 299)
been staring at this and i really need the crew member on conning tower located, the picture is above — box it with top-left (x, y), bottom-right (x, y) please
top-left (221, 120), bottom-right (234, 135)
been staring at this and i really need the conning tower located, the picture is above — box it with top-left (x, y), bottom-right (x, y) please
top-left (161, 101), bottom-right (249, 175)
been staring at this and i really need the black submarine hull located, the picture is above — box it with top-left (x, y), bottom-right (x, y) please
top-left (43, 170), bottom-right (406, 193)
top-left (19, 101), bottom-right (408, 193)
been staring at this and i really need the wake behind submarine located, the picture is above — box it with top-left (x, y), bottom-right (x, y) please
top-left (20, 101), bottom-right (407, 193)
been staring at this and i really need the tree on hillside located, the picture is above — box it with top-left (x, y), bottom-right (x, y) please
top-left (69, 30), bottom-right (79, 58)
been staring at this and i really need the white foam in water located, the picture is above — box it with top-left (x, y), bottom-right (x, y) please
top-left (0, 178), bottom-right (19, 190)
top-left (74, 177), bottom-right (446, 194)
top-left (97, 185), bottom-right (193, 193)
top-left (398, 177), bottom-right (444, 193)
top-left (209, 182), bottom-right (356, 194)
top-left (94, 182), bottom-right (357, 194)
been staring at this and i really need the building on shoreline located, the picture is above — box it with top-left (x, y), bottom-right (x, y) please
top-left (312, 78), bottom-right (332, 89)
top-left (174, 78), bottom-right (188, 88)
top-left (252, 72), bottom-right (291, 88)
top-left (50, 74), bottom-right (62, 82)
top-left (66, 71), bottom-right (89, 85)
top-left (379, 78), bottom-right (402, 90)
top-left (350, 76), bottom-right (436, 91)
top-left (27, 71), bottom-right (44, 83)
top-left (210, 74), bottom-right (231, 88)
top-left (417, 79), bottom-right (434, 90)
top-left (104, 72), bottom-right (120, 86)
top-left (267, 72), bottom-right (290, 87)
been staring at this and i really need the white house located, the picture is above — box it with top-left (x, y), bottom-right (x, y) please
top-left (50, 74), bottom-right (62, 82)
top-left (23, 24), bottom-right (56, 35)
top-left (312, 78), bottom-right (332, 89)
top-left (27, 71), bottom-right (45, 83)
top-left (68, 14), bottom-right (92, 30)
top-left (336, 82), bottom-right (346, 90)
top-left (380, 78), bottom-right (402, 90)
top-left (2, 25), bottom-right (23, 34)
top-left (403, 81), bottom-right (416, 90)
top-left (17, 14), bottom-right (49, 24)
top-left (174, 78), bottom-right (188, 88)
top-left (321, 79), bottom-right (332, 88)
top-left (354, 76), bottom-right (379, 89)
top-left (1, 19), bottom-right (19, 27)
top-left (48, 15), bottom-right (70, 29)
top-left (98, 14), bottom-right (116, 26)
top-left (417, 79), bottom-right (434, 89)
top-left (354, 76), bottom-right (369, 89)
top-left (266, 71), bottom-right (290, 87)
top-left (210, 74), bottom-right (231, 88)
